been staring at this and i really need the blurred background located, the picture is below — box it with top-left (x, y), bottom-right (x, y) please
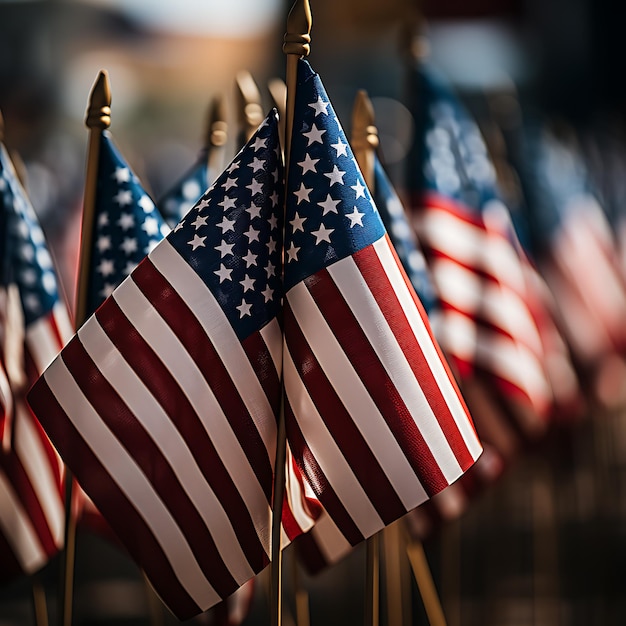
top-left (2, 0), bottom-right (626, 624)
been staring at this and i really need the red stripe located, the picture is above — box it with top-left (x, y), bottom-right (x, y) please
top-left (284, 395), bottom-right (364, 547)
top-left (305, 268), bottom-right (449, 495)
top-left (0, 447), bottom-right (58, 557)
top-left (132, 259), bottom-right (274, 501)
top-left (284, 301), bottom-right (408, 524)
top-left (280, 489), bottom-right (302, 541)
top-left (97, 297), bottom-right (269, 572)
top-left (27, 377), bottom-right (201, 621)
top-left (242, 331), bottom-right (281, 416)
top-left (354, 242), bottom-right (476, 471)
top-left (61, 333), bottom-right (238, 599)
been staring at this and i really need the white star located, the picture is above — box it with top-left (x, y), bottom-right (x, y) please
top-left (236, 299), bottom-right (252, 318)
top-left (173, 221), bottom-right (185, 232)
top-left (146, 239), bottom-right (160, 254)
top-left (20, 268), bottom-right (36, 286)
top-left (215, 240), bottom-right (234, 257)
top-left (97, 235), bottom-right (111, 252)
top-left (142, 217), bottom-right (159, 236)
top-left (182, 180), bottom-right (201, 199)
top-left (116, 213), bottom-right (135, 231)
top-left (351, 180), bottom-right (366, 198)
top-left (262, 285), bottom-right (274, 302)
top-left (294, 183), bottom-right (312, 204)
top-left (298, 153), bottom-right (319, 174)
top-left (266, 261), bottom-right (276, 277)
top-left (303, 124), bottom-right (326, 146)
top-left (268, 214), bottom-right (278, 230)
top-left (121, 237), bottom-right (138, 255)
top-left (217, 216), bottom-right (235, 233)
top-left (248, 157), bottom-right (265, 173)
top-left (100, 284), bottom-right (116, 300)
top-left (267, 237), bottom-right (277, 253)
top-left (247, 179), bottom-right (263, 196)
top-left (139, 195), bottom-right (155, 213)
top-left (346, 206), bottom-right (364, 227)
top-left (123, 261), bottom-right (136, 276)
top-left (219, 196), bottom-right (237, 211)
top-left (270, 191), bottom-right (279, 207)
top-left (222, 177), bottom-right (238, 191)
top-left (114, 190), bottom-right (132, 206)
top-left (197, 197), bottom-right (211, 211)
top-left (272, 168), bottom-right (279, 183)
top-left (97, 212), bottom-right (109, 227)
top-left (240, 275), bottom-right (255, 292)
top-left (324, 165), bottom-right (346, 186)
top-left (113, 167), bottom-right (130, 183)
top-left (191, 214), bottom-right (208, 229)
top-left (290, 212), bottom-right (307, 232)
top-left (309, 96), bottom-right (330, 116)
top-left (214, 263), bottom-right (233, 283)
top-left (247, 203), bottom-right (262, 220)
top-left (331, 139), bottom-right (348, 157)
top-left (96, 259), bottom-right (115, 276)
top-left (318, 194), bottom-right (340, 215)
top-left (188, 234), bottom-right (206, 250)
top-left (243, 250), bottom-right (258, 267)
top-left (311, 224), bottom-right (334, 244)
top-left (245, 226), bottom-right (260, 242)
top-left (252, 136), bottom-right (267, 152)
top-left (287, 243), bottom-right (300, 262)
top-left (227, 161), bottom-right (239, 174)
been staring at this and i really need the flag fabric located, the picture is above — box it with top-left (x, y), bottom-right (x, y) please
top-left (404, 62), bottom-right (556, 436)
top-left (283, 59), bottom-right (482, 555)
top-left (156, 150), bottom-right (213, 228)
top-left (0, 144), bottom-right (73, 583)
top-left (518, 126), bottom-right (626, 408)
top-left (27, 111), bottom-right (305, 619)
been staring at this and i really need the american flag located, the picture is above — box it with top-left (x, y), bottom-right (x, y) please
top-left (28, 111), bottom-right (317, 619)
top-left (88, 132), bottom-right (170, 316)
top-left (283, 59), bottom-right (482, 553)
top-left (405, 62), bottom-right (555, 435)
top-left (519, 126), bottom-right (626, 408)
top-left (0, 143), bottom-right (73, 583)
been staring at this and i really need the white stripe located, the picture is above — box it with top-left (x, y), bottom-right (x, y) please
top-left (113, 277), bottom-right (272, 551)
top-left (51, 302), bottom-right (75, 343)
top-left (328, 253), bottom-right (464, 482)
top-left (13, 402), bottom-right (64, 548)
top-left (78, 315), bottom-right (255, 584)
top-left (150, 239), bottom-right (277, 455)
top-left (373, 238), bottom-right (483, 461)
top-left (43, 356), bottom-right (220, 609)
top-left (310, 512), bottom-right (352, 566)
top-left (0, 470), bottom-right (47, 573)
top-left (26, 317), bottom-right (63, 373)
top-left (260, 318), bottom-right (283, 379)
top-left (287, 282), bottom-right (428, 512)
top-left (283, 348), bottom-right (384, 537)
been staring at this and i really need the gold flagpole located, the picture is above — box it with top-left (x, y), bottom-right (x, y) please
top-left (270, 4), bottom-right (311, 626)
top-left (350, 89), bottom-right (381, 626)
top-left (58, 70), bottom-right (111, 626)
top-left (235, 70), bottom-right (264, 147)
top-left (204, 93), bottom-right (228, 183)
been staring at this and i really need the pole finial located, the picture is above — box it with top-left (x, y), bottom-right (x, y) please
top-left (235, 71), bottom-right (264, 144)
top-left (283, 0), bottom-right (312, 58)
top-left (85, 70), bottom-right (111, 131)
top-left (351, 89), bottom-right (379, 152)
top-left (205, 93), bottom-right (228, 148)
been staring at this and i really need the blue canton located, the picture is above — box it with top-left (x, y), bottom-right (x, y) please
top-left (167, 110), bottom-right (283, 341)
top-left (373, 157), bottom-right (437, 315)
top-left (0, 145), bottom-right (61, 326)
top-left (284, 60), bottom-right (385, 291)
top-left (157, 153), bottom-right (210, 228)
top-left (89, 133), bottom-right (170, 316)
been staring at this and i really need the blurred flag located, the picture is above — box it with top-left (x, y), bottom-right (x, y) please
top-left (405, 62), bottom-right (556, 438)
top-left (28, 111), bottom-right (320, 619)
top-left (283, 59), bottom-right (481, 558)
top-left (0, 143), bottom-right (73, 583)
top-left (519, 125), bottom-right (626, 409)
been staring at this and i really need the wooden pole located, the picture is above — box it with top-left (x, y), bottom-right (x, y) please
top-left (271, 4), bottom-right (311, 626)
top-left (406, 542), bottom-right (448, 626)
top-left (58, 70), bottom-right (111, 626)
top-left (204, 93), bottom-right (228, 183)
top-left (235, 70), bottom-right (264, 147)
